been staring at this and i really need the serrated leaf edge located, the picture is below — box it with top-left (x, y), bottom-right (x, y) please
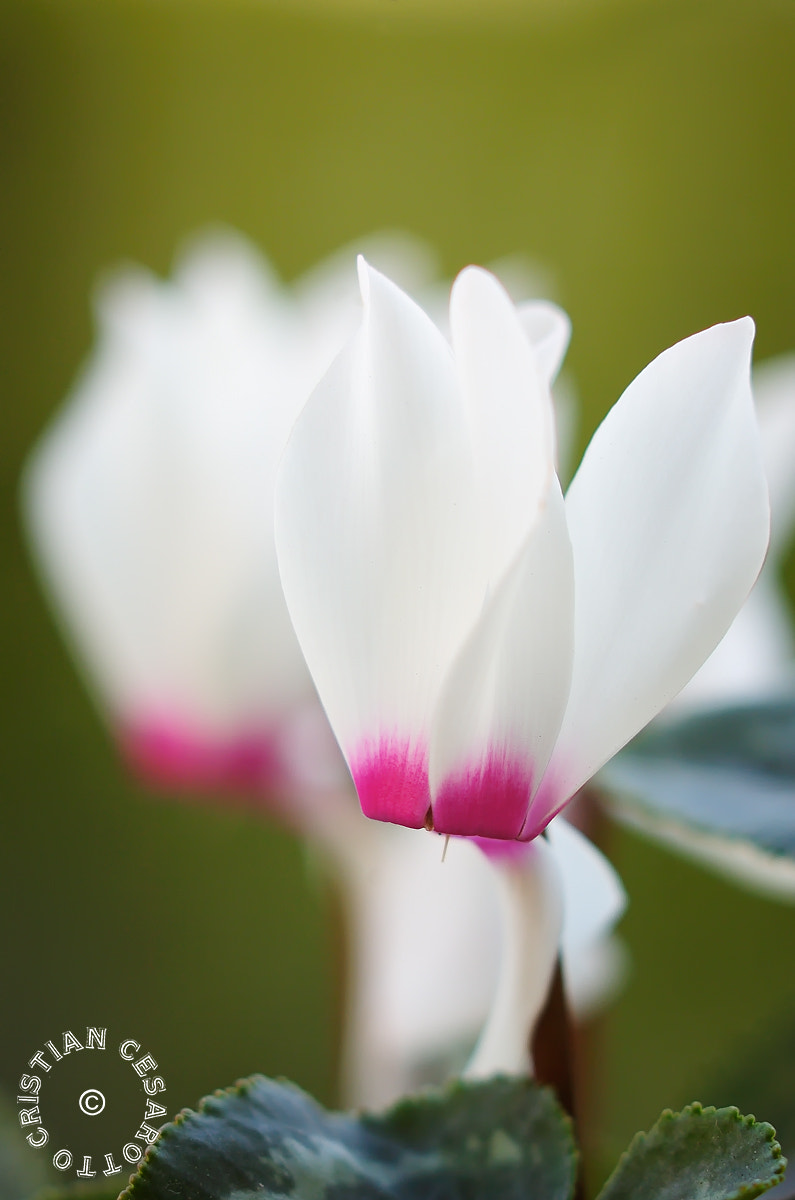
top-left (596, 1102), bottom-right (787, 1200)
top-left (368, 1070), bottom-right (574, 1126)
top-left (119, 1072), bottom-right (577, 1199)
top-left (117, 1074), bottom-right (312, 1199)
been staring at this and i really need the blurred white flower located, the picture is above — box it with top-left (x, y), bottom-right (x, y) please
top-left (22, 229), bottom-right (432, 806)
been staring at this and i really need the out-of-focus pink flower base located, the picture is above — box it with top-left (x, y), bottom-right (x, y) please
top-left (119, 706), bottom-right (348, 827)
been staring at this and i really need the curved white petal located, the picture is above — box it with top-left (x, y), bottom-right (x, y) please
top-left (517, 300), bottom-right (571, 386)
top-left (546, 817), bottom-right (628, 1015)
top-left (276, 260), bottom-right (485, 827)
top-left (339, 828), bottom-right (500, 1107)
top-left (464, 839), bottom-right (563, 1079)
top-left (565, 935), bottom-right (629, 1018)
top-left (430, 479), bottom-right (574, 839)
top-left (546, 816), bottom-right (626, 954)
top-left (515, 299), bottom-right (576, 483)
top-left (365, 832), bottom-right (499, 1057)
top-left (530, 318), bottom-right (770, 833)
top-left (449, 267), bottom-right (558, 587)
top-left (293, 230), bottom-right (439, 354)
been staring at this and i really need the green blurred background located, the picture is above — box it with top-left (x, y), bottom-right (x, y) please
top-left (2, 0), bottom-right (795, 1192)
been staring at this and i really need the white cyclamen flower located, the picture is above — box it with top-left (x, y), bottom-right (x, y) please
top-left (22, 232), bottom-right (430, 800)
top-left (275, 259), bottom-right (770, 843)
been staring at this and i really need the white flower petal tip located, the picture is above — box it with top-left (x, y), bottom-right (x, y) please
top-left (448, 263), bottom-right (521, 321)
top-left (517, 300), bottom-right (572, 385)
top-left (356, 253), bottom-right (371, 299)
top-left (356, 254), bottom-right (438, 331)
top-left (546, 816), bottom-right (627, 946)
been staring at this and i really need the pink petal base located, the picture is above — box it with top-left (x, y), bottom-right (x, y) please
top-left (432, 752), bottom-right (535, 840)
top-left (350, 737), bottom-right (430, 828)
top-left (120, 716), bottom-right (286, 804)
top-left (472, 835), bottom-right (540, 864)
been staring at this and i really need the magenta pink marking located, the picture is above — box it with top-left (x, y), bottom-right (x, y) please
top-left (350, 737), bottom-right (430, 828)
top-left (119, 716), bottom-right (286, 804)
top-left (432, 751), bottom-right (534, 840)
top-left (471, 836), bottom-right (539, 864)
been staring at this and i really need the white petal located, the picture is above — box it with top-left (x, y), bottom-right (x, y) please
top-left (530, 318), bottom-right (770, 832)
top-left (449, 267), bottom-right (558, 587)
top-left (366, 832), bottom-right (499, 1056)
top-left (517, 300), bottom-right (571, 385)
top-left (515, 299), bottom-right (577, 484)
top-left (464, 839), bottom-right (563, 1079)
top-left (294, 230), bottom-right (438, 332)
top-left (546, 816), bottom-right (626, 954)
top-left (430, 478), bottom-right (574, 839)
top-left (339, 828), bottom-right (500, 1107)
top-left (173, 227), bottom-right (287, 316)
top-left (564, 935), bottom-right (628, 1019)
top-left (545, 816), bottom-right (628, 1015)
top-left (276, 260), bottom-right (485, 827)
